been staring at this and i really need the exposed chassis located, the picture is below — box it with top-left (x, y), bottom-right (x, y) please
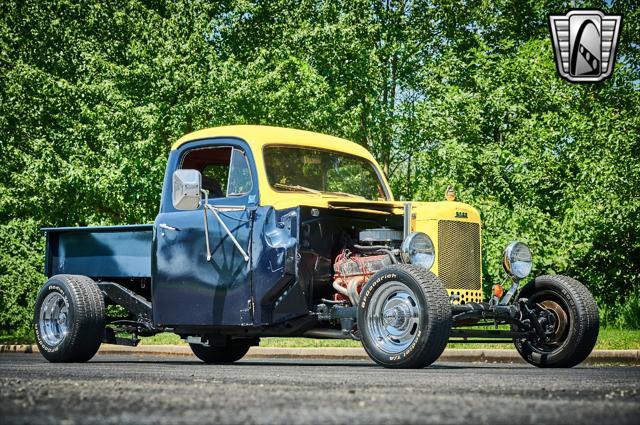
top-left (311, 297), bottom-right (550, 344)
top-left (97, 280), bottom-right (550, 347)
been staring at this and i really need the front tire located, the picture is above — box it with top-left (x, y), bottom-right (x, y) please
top-left (34, 275), bottom-right (105, 362)
top-left (190, 340), bottom-right (252, 364)
top-left (358, 265), bottom-right (452, 369)
top-left (514, 275), bottom-right (599, 368)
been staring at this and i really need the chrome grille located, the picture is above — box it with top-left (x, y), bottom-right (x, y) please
top-left (437, 220), bottom-right (481, 290)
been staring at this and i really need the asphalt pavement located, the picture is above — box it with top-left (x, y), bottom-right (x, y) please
top-left (1, 353), bottom-right (639, 425)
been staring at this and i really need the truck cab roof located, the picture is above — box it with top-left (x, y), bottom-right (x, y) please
top-left (172, 125), bottom-right (395, 209)
top-left (172, 125), bottom-right (375, 162)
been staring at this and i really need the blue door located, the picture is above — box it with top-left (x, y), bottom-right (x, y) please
top-left (152, 141), bottom-right (258, 327)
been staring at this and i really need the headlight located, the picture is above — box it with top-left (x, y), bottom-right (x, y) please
top-left (401, 232), bottom-right (435, 270)
top-left (502, 241), bottom-right (532, 279)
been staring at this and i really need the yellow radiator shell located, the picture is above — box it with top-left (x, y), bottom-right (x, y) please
top-left (411, 202), bottom-right (484, 304)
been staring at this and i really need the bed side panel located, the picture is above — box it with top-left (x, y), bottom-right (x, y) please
top-left (45, 226), bottom-right (153, 279)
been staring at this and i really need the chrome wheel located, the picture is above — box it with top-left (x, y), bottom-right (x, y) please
top-left (39, 292), bottom-right (70, 346)
top-left (366, 281), bottom-right (421, 354)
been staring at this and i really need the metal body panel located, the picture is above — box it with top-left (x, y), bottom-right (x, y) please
top-left (152, 208), bottom-right (254, 326)
top-left (411, 202), bottom-right (483, 304)
top-left (44, 225), bottom-right (153, 278)
top-left (250, 206), bottom-right (305, 325)
top-left (152, 138), bottom-right (258, 327)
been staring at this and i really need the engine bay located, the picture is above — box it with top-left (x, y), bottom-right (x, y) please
top-left (298, 207), bottom-right (405, 309)
top-left (331, 228), bottom-right (402, 305)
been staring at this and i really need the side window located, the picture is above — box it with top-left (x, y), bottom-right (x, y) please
top-left (227, 148), bottom-right (252, 195)
top-left (181, 146), bottom-right (252, 199)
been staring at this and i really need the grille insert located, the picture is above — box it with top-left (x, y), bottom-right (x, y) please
top-left (438, 221), bottom-right (481, 291)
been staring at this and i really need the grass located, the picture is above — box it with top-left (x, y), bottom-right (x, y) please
top-left (4, 326), bottom-right (637, 350)
top-left (139, 327), bottom-right (640, 350)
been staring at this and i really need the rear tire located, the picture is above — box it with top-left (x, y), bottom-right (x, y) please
top-left (358, 265), bottom-right (452, 368)
top-left (514, 275), bottom-right (599, 368)
top-left (190, 340), bottom-right (252, 364)
top-left (34, 274), bottom-right (105, 362)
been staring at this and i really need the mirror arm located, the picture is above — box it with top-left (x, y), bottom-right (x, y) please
top-left (200, 189), bottom-right (250, 263)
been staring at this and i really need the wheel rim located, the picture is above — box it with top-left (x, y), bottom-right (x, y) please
top-left (39, 292), bottom-right (70, 346)
top-left (539, 299), bottom-right (568, 347)
top-left (527, 291), bottom-right (571, 353)
top-left (366, 281), bottom-right (421, 354)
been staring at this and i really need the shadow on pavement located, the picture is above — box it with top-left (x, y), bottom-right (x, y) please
top-left (85, 356), bottom-right (536, 370)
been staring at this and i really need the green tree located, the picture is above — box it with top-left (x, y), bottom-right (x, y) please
top-left (1, 0), bottom-right (638, 340)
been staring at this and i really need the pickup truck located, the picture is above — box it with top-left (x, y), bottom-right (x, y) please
top-left (36, 125), bottom-right (599, 368)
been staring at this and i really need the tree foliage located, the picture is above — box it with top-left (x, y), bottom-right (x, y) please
top-left (1, 0), bottom-right (638, 339)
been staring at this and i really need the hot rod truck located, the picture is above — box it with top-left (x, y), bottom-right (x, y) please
top-left (36, 125), bottom-right (599, 368)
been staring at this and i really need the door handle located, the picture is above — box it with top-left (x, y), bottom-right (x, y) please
top-left (159, 223), bottom-right (180, 231)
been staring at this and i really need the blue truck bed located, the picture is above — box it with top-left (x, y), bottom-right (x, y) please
top-left (42, 224), bottom-right (154, 279)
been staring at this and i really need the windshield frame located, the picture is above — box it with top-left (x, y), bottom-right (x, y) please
top-left (261, 144), bottom-right (392, 201)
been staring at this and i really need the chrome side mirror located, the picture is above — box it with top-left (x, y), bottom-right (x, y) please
top-left (172, 169), bottom-right (202, 210)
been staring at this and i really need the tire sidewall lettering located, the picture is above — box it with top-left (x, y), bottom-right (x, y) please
top-left (360, 273), bottom-right (396, 308)
top-left (402, 329), bottom-right (422, 358)
top-left (360, 270), bottom-right (427, 364)
top-left (34, 282), bottom-right (72, 353)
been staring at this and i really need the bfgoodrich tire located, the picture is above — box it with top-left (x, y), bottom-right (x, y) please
top-left (190, 340), bottom-right (252, 364)
top-left (358, 265), bottom-right (452, 369)
top-left (514, 275), bottom-right (599, 368)
top-left (34, 274), bottom-right (105, 362)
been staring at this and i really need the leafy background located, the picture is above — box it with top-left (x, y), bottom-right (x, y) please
top-left (1, 0), bottom-right (638, 341)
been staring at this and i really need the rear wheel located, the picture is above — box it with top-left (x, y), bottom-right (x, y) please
top-left (34, 275), bottom-right (105, 362)
top-left (190, 340), bottom-right (252, 364)
top-left (358, 265), bottom-right (452, 368)
top-left (514, 275), bottom-right (599, 368)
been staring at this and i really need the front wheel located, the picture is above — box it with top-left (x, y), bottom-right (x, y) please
top-left (358, 265), bottom-right (452, 369)
top-left (514, 275), bottom-right (599, 368)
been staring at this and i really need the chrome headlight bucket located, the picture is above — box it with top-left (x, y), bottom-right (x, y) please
top-left (502, 241), bottom-right (532, 279)
top-left (401, 232), bottom-right (435, 270)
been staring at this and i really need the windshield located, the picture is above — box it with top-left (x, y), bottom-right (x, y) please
top-left (263, 146), bottom-right (389, 200)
